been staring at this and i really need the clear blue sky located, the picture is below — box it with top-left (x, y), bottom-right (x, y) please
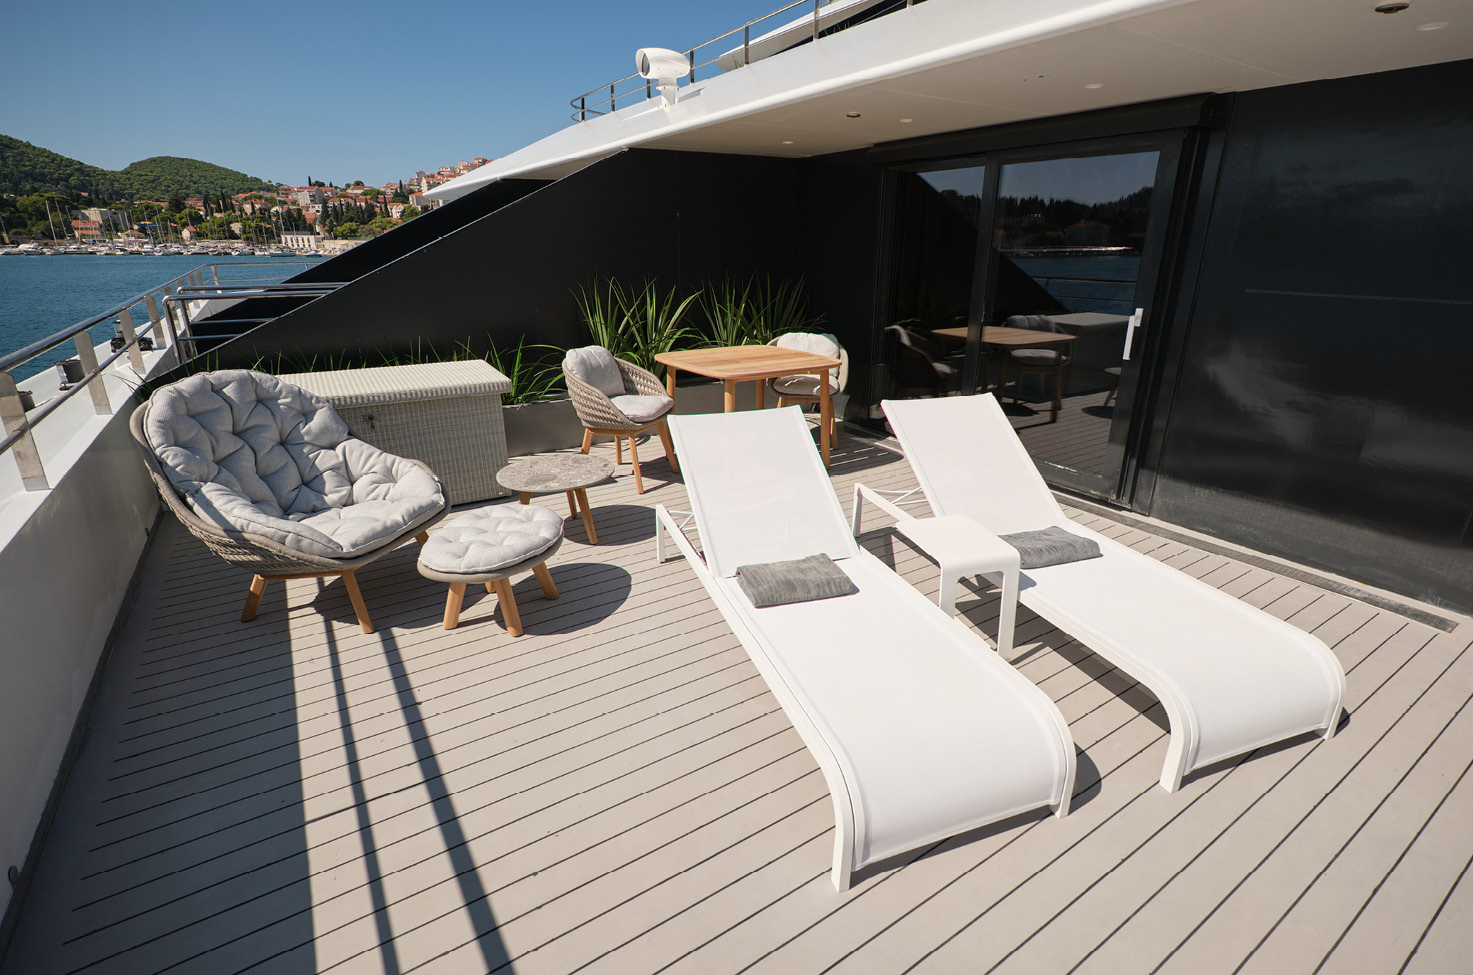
top-left (3, 0), bottom-right (766, 188)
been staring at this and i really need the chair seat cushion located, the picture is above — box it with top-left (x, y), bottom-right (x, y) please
top-left (563, 346), bottom-right (626, 397)
top-left (1010, 348), bottom-right (1066, 366)
top-left (769, 374), bottom-right (840, 398)
top-left (419, 505), bottom-right (563, 576)
top-left (609, 393), bottom-right (673, 423)
top-left (145, 370), bottom-right (445, 559)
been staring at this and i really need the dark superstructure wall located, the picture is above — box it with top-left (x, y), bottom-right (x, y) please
top-left (215, 149), bottom-right (883, 377)
top-left (1148, 59), bottom-right (1473, 612)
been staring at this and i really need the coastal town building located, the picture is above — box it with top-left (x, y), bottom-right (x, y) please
top-left (280, 230), bottom-right (322, 250)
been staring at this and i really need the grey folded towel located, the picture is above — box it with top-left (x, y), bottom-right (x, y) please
top-left (735, 553), bottom-right (855, 608)
top-left (999, 526), bottom-right (1102, 569)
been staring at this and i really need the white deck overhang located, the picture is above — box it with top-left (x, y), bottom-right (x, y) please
top-left (427, 0), bottom-right (1469, 200)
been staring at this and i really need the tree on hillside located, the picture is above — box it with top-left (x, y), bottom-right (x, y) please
top-left (392, 182), bottom-right (408, 203)
top-left (365, 216), bottom-right (396, 236)
top-left (333, 221), bottom-right (361, 239)
top-left (399, 205), bottom-right (422, 222)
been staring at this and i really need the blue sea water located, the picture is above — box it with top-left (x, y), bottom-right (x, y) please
top-left (1013, 255), bottom-right (1141, 314)
top-left (0, 254), bottom-right (321, 383)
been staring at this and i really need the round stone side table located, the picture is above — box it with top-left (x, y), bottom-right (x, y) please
top-left (496, 453), bottom-right (615, 544)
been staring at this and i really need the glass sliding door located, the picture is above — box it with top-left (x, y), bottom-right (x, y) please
top-left (981, 148), bottom-right (1168, 499)
top-left (883, 135), bottom-right (1183, 505)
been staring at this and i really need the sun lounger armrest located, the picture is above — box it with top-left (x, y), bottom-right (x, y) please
top-left (851, 482), bottom-right (926, 536)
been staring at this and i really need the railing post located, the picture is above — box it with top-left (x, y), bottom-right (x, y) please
top-left (744, 24), bottom-right (751, 65)
top-left (144, 293), bottom-right (165, 349)
top-left (162, 286), bottom-right (181, 357)
top-left (117, 308), bottom-right (146, 372)
top-left (73, 333), bottom-right (112, 415)
top-left (813, 0), bottom-right (820, 41)
top-left (688, 49), bottom-right (696, 83)
top-left (609, 83), bottom-right (615, 112)
top-left (211, 265), bottom-right (220, 286)
top-left (0, 373), bottom-right (50, 492)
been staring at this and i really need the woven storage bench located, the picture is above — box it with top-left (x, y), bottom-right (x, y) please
top-left (278, 361), bottom-right (513, 504)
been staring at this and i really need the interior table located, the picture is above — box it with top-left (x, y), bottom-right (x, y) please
top-left (932, 325), bottom-right (1077, 397)
top-left (495, 453), bottom-right (615, 544)
top-left (654, 345), bottom-right (843, 466)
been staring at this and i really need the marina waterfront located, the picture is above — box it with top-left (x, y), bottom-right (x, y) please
top-left (0, 254), bottom-right (322, 382)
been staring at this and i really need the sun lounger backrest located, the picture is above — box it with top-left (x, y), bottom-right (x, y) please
top-left (882, 395), bottom-right (1065, 535)
top-left (668, 407), bottom-right (860, 577)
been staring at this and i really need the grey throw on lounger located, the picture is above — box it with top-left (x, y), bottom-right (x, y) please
top-left (736, 554), bottom-right (855, 607)
top-left (999, 526), bottom-right (1102, 570)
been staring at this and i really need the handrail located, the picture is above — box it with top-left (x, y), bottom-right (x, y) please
top-left (0, 262), bottom-right (322, 492)
top-left (569, 0), bottom-right (921, 121)
top-left (161, 283), bottom-right (346, 352)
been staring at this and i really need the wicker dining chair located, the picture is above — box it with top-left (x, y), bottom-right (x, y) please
top-left (562, 346), bottom-right (678, 494)
top-left (998, 314), bottom-right (1072, 423)
top-left (131, 370), bottom-right (449, 633)
top-left (765, 332), bottom-right (849, 445)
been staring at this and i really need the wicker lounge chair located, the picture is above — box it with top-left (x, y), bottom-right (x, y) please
top-left (881, 394), bottom-right (1347, 792)
top-left (655, 406), bottom-right (1075, 890)
top-left (132, 370), bottom-right (450, 633)
top-left (562, 346), bottom-right (678, 494)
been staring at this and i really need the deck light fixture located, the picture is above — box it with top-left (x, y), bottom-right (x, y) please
top-left (636, 47), bottom-right (690, 107)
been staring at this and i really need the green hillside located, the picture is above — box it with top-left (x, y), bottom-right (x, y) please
top-left (0, 134), bottom-right (278, 200)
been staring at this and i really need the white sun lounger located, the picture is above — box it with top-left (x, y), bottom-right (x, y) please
top-left (655, 407), bottom-right (1075, 891)
top-left (880, 395), bottom-right (1347, 793)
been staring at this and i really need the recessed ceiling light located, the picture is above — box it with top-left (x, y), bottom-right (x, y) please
top-left (1417, 21), bottom-right (1448, 30)
top-left (845, 112), bottom-right (862, 118)
top-left (1084, 82), bottom-right (1105, 89)
top-left (1374, 1), bottom-right (1409, 12)
top-left (781, 140), bottom-right (795, 144)
top-left (898, 117), bottom-right (914, 123)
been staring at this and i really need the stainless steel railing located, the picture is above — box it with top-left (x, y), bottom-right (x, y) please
top-left (0, 262), bottom-right (331, 492)
top-left (569, 0), bottom-right (921, 121)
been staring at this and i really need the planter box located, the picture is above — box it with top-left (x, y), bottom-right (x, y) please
top-left (279, 360), bottom-right (513, 504)
top-left (502, 397), bottom-right (585, 457)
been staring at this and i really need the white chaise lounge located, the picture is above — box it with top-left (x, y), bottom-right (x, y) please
top-left (880, 394), bottom-right (1347, 793)
top-left (655, 407), bottom-right (1075, 891)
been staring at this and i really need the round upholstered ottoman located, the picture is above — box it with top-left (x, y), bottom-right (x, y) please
top-left (417, 504), bottom-right (564, 633)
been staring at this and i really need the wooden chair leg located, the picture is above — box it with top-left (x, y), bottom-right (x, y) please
top-left (492, 578), bottom-right (523, 636)
top-left (342, 570), bottom-right (374, 634)
top-left (628, 435), bottom-right (643, 494)
top-left (575, 488), bottom-right (598, 544)
top-left (443, 582), bottom-right (466, 629)
top-left (615, 436), bottom-right (624, 466)
top-left (566, 490), bottom-right (578, 516)
top-left (656, 418), bottom-right (679, 473)
top-left (776, 396), bottom-right (789, 409)
top-left (581, 428), bottom-right (594, 454)
top-left (241, 574), bottom-right (268, 622)
top-left (1050, 362), bottom-right (1064, 422)
top-left (415, 531), bottom-right (429, 546)
top-left (533, 562), bottom-right (559, 599)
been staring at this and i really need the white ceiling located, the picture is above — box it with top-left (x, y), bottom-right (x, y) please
top-left (431, 0), bottom-right (1469, 195)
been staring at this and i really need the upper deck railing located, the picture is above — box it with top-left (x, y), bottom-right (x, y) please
top-left (570, 0), bottom-right (922, 121)
top-left (0, 262), bottom-right (335, 492)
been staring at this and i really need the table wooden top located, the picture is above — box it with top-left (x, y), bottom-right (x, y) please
top-left (931, 326), bottom-right (1078, 347)
top-left (655, 345), bottom-right (841, 381)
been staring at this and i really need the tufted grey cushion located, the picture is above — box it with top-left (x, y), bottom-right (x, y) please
top-left (419, 505), bottom-right (563, 575)
top-left (144, 370), bottom-right (445, 559)
top-left (563, 346), bottom-right (625, 398)
top-left (609, 393), bottom-right (673, 423)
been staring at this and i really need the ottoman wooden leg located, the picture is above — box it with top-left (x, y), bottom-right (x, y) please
top-left (566, 490), bottom-right (578, 517)
top-left (534, 563), bottom-right (559, 599)
top-left (443, 582), bottom-right (466, 630)
top-left (492, 578), bottom-right (523, 636)
top-left (519, 491), bottom-right (532, 505)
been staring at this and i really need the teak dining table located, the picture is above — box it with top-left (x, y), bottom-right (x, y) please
top-left (654, 345), bottom-right (843, 466)
top-left (932, 325), bottom-right (1078, 397)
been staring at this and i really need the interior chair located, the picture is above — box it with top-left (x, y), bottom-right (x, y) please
top-left (998, 314), bottom-right (1071, 422)
top-left (132, 370), bottom-right (449, 633)
top-left (765, 331), bottom-right (849, 444)
top-left (655, 406), bottom-right (1073, 890)
top-left (882, 394), bottom-right (1347, 793)
top-left (883, 325), bottom-right (958, 398)
top-left (562, 346), bottom-right (678, 494)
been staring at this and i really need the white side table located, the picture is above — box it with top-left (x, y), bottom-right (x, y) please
top-left (895, 515), bottom-right (1021, 659)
